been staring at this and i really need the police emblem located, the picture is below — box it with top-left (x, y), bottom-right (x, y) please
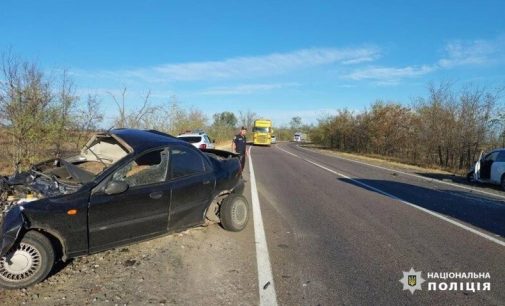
top-left (400, 267), bottom-right (425, 294)
top-left (408, 275), bottom-right (416, 286)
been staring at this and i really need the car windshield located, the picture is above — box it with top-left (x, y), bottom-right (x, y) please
top-left (178, 136), bottom-right (202, 143)
top-left (253, 127), bottom-right (270, 133)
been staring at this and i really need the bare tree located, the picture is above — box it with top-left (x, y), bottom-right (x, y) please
top-left (238, 110), bottom-right (257, 131)
top-left (109, 88), bottom-right (160, 129)
top-left (108, 87), bottom-right (127, 128)
top-left (73, 95), bottom-right (103, 149)
top-left (48, 69), bottom-right (77, 155)
top-left (125, 90), bottom-right (161, 129)
top-left (289, 116), bottom-right (302, 132)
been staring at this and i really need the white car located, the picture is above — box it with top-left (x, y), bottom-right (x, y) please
top-left (293, 132), bottom-right (302, 142)
top-left (467, 149), bottom-right (505, 190)
top-left (177, 132), bottom-right (215, 150)
top-left (271, 135), bottom-right (277, 144)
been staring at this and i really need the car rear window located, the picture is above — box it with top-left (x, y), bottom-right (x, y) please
top-left (178, 136), bottom-right (202, 143)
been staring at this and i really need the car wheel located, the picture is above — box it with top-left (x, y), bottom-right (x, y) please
top-left (220, 194), bottom-right (249, 232)
top-left (501, 175), bottom-right (505, 191)
top-left (0, 231), bottom-right (55, 289)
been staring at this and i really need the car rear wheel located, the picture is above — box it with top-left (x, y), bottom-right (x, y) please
top-left (0, 231), bottom-right (55, 289)
top-left (220, 194), bottom-right (249, 232)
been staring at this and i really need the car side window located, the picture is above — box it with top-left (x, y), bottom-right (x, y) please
top-left (112, 148), bottom-right (169, 187)
top-left (169, 146), bottom-right (205, 179)
top-left (204, 135), bottom-right (211, 143)
top-left (496, 151), bottom-right (505, 162)
top-left (485, 152), bottom-right (499, 162)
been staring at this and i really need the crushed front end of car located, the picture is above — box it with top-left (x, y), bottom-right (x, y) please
top-left (1, 167), bottom-right (80, 217)
top-left (0, 167), bottom-right (82, 256)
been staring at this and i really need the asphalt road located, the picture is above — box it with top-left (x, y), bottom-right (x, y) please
top-left (2, 142), bottom-right (505, 305)
top-left (250, 142), bottom-right (505, 305)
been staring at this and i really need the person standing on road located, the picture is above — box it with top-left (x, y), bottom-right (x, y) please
top-left (232, 126), bottom-right (248, 171)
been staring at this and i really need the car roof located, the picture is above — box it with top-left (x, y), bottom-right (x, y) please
top-left (177, 133), bottom-right (206, 137)
top-left (109, 128), bottom-right (188, 153)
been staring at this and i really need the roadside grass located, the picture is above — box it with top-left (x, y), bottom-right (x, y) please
top-left (215, 141), bottom-right (233, 152)
top-left (301, 143), bottom-right (463, 177)
top-left (0, 129), bottom-right (88, 176)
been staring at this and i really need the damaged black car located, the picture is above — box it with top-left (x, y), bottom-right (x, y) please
top-left (0, 128), bottom-right (248, 289)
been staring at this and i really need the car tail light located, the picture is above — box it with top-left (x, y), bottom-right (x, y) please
top-left (199, 144), bottom-right (207, 149)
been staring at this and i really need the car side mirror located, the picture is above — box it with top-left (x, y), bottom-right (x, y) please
top-left (104, 180), bottom-right (129, 195)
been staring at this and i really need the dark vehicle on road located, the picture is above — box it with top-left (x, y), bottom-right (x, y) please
top-left (0, 129), bottom-right (248, 289)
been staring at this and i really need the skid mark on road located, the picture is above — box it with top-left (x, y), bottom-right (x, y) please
top-left (277, 145), bottom-right (505, 248)
top-left (248, 146), bottom-right (278, 305)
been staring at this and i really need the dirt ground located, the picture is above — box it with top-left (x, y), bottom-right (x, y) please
top-left (0, 223), bottom-right (257, 306)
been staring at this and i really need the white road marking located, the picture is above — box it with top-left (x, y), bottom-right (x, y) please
top-left (248, 146), bottom-right (278, 305)
top-left (295, 144), bottom-right (505, 201)
top-left (277, 145), bottom-right (505, 247)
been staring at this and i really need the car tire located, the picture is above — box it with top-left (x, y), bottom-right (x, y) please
top-left (220, 194), bottom-right (249, 232)
top-left (0, 231), bottom-right (55, 289)
top-left (501, 175), bottom-right (505, 191)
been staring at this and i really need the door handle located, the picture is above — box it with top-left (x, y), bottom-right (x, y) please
top-left (149, 191), bottom-right (163, 199)
top-left (203, 180), bottom-right (211, 185)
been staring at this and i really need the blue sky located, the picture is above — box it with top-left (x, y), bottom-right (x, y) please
top-left (1, 0), bottom-right (504, 126)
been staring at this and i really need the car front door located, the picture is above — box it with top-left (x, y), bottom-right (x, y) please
top-left (88, 148), bottom-right (171, 252)
top-left (480, 151), bottom-right (499, 180)
top-left (167, 145), bottom-right (214, 231)
top-left (491, 151), bottom-right (505, 183)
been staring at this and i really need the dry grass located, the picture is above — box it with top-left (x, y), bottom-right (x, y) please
top-left (0, 128), bottom-right (87, 176)
top-left (215, 141), bottom-right (233, 152)
top-left (303, 144), bottom-right (458, 176)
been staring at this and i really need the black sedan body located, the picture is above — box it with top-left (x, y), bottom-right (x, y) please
top-left (0, 129), bottom-right (247, 288)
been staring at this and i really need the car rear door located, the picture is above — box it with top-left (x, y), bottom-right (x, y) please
top-left (88, 148), bottom-right (171, 252)
top-left (167, 145), bottom-right (215, 231)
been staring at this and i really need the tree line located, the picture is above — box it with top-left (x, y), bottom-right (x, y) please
top-left (0, 53), bottom-right (258, 173)
top-left (0, 53), bottom-right (104, 170)
top-left (2, 53), bottom-right (503, 174)
top-left (105, 88), bottom-right (258, 144)
top-left (309, 82), bottom-right (504, 171)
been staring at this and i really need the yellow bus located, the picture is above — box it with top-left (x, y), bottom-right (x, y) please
top-left (253, 119), bottom-right (273, 145)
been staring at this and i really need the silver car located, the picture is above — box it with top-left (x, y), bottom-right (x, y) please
top-left (467, 149), bottom-right (505, 190)
top-left (177, 132), bottom-right (215, 150)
